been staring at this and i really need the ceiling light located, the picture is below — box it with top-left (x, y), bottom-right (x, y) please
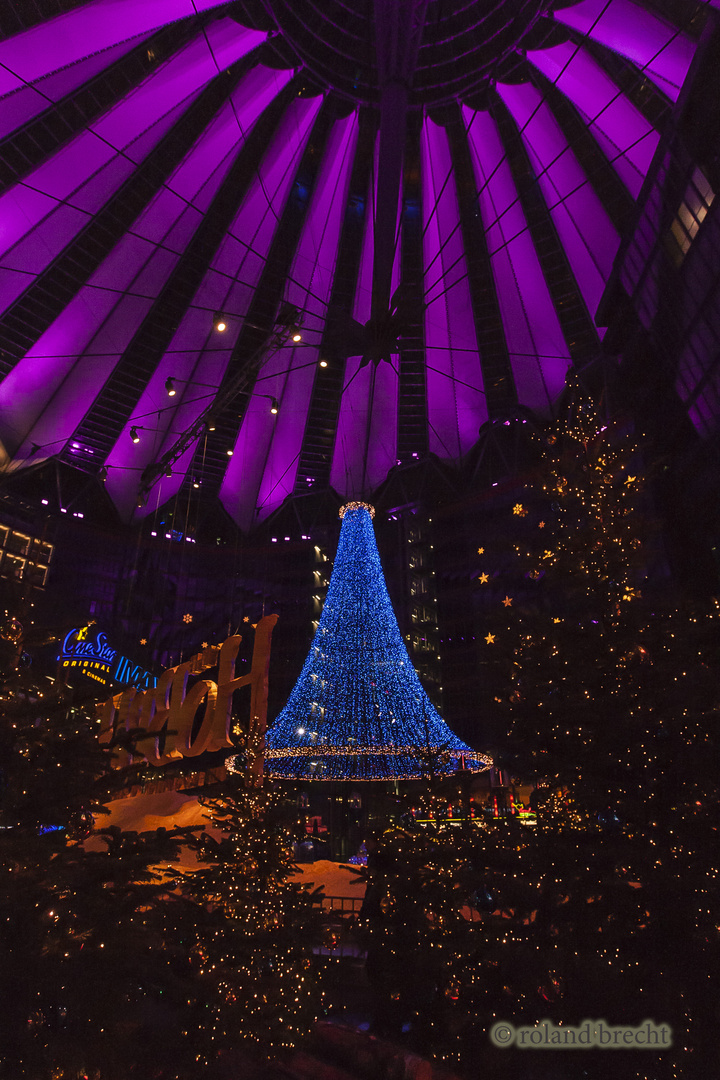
top-left (270, 398), bottom-right (279, 414)
top-left (291, 330), bottom-right (302, 342)
top-left (213, 312), bottom-right (227, 332)
top-left (226, 448), bottom-right (234, 456)
top-left (165, 465), bottom-right (172, 477)
top-left (206, 414), bottom-right (217, 431)
top-left (192, 478), bottom-right (200, 489)
top-left (130, 427), bottom-right (140, 443)
top-left (165, 377), bottom-right (176, 396)
top-left (319, 359), bottom-right (328, 368)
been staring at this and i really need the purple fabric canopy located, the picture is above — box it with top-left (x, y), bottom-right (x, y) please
top-left (0, 0), bottom-right (702, 527)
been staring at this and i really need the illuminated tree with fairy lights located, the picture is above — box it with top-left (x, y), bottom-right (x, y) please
top-left (183, 777), bottom-right (325, 1064)
top-left (265, 501), bottom-right (491, 780)
top-left (465, 374), bottom-right (720, 1080)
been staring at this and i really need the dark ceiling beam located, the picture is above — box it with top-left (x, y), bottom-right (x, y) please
top-left (396, 109), bottom-right (428, 462)
top-left (0, 0), bottom-right (88, 37)
top-left (489, 89), bottom-right (600, 368)
top-left (371, 0), bottom-right (429, 321)
top-left (294, 106), bottom-right (378, 495)
top-left (445, 104), bottom-right (517, 416)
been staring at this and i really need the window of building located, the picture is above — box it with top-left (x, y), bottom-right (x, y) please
top-left (667, 166), bottom-right (715, 265)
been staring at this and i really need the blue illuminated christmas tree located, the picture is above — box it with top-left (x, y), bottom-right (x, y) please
top-left (265, 502), bottom-right (491, 780)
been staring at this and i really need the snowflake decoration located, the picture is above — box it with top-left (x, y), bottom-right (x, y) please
top-left (183, 613), bottom-right (193, 624)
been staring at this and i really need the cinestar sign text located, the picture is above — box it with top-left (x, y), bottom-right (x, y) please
top-left (59, 624), bottom-right (156, 690)
top-left (97, 615), bottom-right (277, 777)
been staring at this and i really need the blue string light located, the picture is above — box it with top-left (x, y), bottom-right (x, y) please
top-left (264, 503), bottom-right (491, 780)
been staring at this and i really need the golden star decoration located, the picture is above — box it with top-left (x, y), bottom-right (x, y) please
top-left (513, 503), bottom-right (524, 515)
top-left (243, 616), bottom-right (249, 623)
top-left (538, 521), bottom-right (546, 528)
top-left (201, 642), bottom-right (209, 649)
top-left (477, 546), bottom-right (484, 554)
top-left (485, 632), bottom-right (495, 644)
top-left (502, 596), bottom-right (513, 608)
top-left (182, 613), bottom-right (193, 624)
top-left (478, 573), bottom-right (489, 584)
top-left (140, 638), bottom-right (147, 645)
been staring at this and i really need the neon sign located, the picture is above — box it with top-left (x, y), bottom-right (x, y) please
top-left (58, 624), bottom-right (156, 691)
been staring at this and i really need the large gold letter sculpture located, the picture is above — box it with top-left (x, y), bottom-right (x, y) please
top-left (97, 615), bottom-right (278, 777)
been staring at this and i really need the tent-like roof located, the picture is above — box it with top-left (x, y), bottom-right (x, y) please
top-left (0, 0), bottom-right (709, 529)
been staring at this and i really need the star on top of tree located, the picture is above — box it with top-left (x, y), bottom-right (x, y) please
top-left (502, 596), bottom-right (513, 608)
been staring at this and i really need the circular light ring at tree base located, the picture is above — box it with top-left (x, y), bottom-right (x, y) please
top-left (265, 503), bottom-right (491, 780)
top-left (264, 750), bottom-right (491, 781)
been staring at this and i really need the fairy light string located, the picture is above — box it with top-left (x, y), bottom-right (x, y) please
top-left (262, 502), bottom-right (491, 780)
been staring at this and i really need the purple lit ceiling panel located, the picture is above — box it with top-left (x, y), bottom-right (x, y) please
top-left (0, 100), bottom-right (190, 279)
top-left (0, 22), bottom-right (257, 268)
top-left (422, 117), bottom-right (486, 459)
top-left (105, 309), bottom-right (222, 520)
top-left (497, 80), bottom-right (618, 319)
top-left (133, 94), bottom-right (319, 518)
top-left (0, 288), bottom-right (119, 457)
top-left (0, 85), bottom-right (252, 470)
top-left (91, 21), bottom-right (257, 153)
top-left (553, 0), bottom-right (695, 102)
top-left (526, 42), bottom-right (659, 198)
top-left (0, 0), bottom-right (237, 94)
top-left (0, 37), bottom-right (147, 139)
top-left (331, 154), bottom-right (401, 497)
top-left (99, 90), bottom-right (302, 512)
top-left (331, 360), bottom-right (400, 498)
top-left (1, 216), bottom-right (184, 458)
top-left (169, 66), bottom-right (294, 208)
top-left (463, 107), bottom-right (571, 413)
top-left (0, 1), bottom-right (698, 527)
top-left (223, 111), bottom-right (359, 528)
top-left (12, 296), bottom-right (155, 468)
top-left (1, 205), bottom-right (91, 278)
top-left (188, 78), bottom-right (311, 312)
